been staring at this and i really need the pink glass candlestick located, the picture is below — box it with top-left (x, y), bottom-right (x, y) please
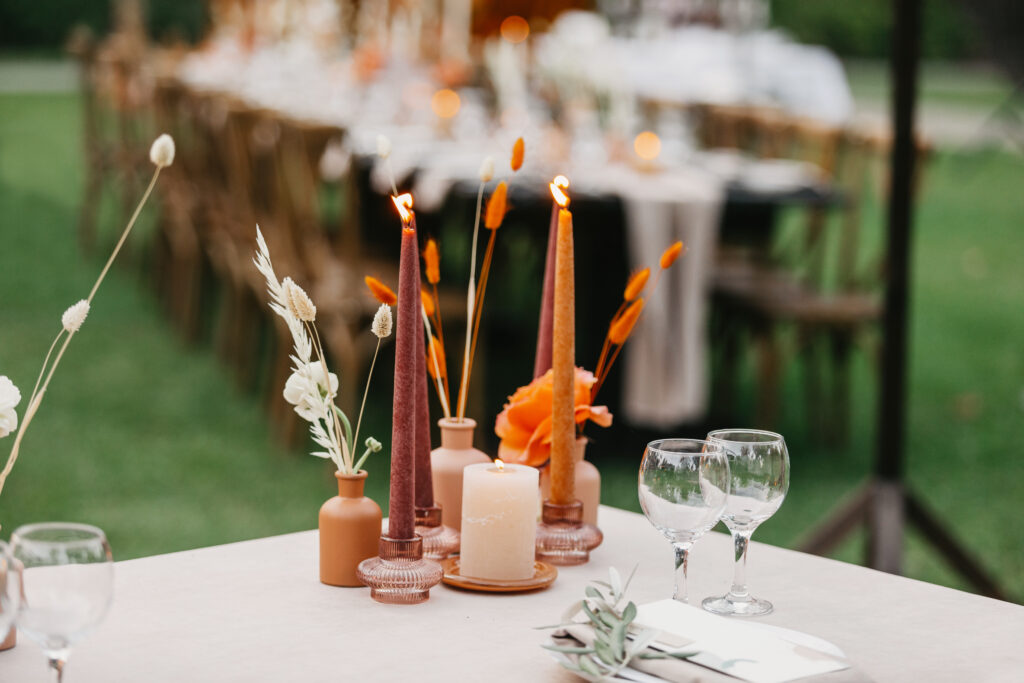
top-left (535, 499), bottom-right (603, 566)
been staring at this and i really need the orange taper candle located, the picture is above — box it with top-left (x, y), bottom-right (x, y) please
top-left (550, 207), bottom-right (576, 505)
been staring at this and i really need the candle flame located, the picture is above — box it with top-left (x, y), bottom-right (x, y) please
top-left (495, 458), bottom-right (505, 471)
top-left (392, 193), bottom-right (414, 223)
top-left (549, 175), bottom-right (570, 208)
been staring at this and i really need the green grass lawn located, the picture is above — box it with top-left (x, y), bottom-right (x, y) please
top-left (1, 91), bottom-right (1022, 601)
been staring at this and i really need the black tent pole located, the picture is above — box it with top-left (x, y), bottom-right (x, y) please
top-left (799, 0), bottom-right (1007, 599)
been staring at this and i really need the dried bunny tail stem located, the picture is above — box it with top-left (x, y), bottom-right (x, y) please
top-left (365, 276), bottom-right (398, 306)
top-left (422, 309), bottom-right (451, 418)
top-left (649, 241), bottom-right (686, 296)
top-left (4, 157), bottom-right (167, 500)
top-left (467, 225), bottom-right (497, 384)
top-left (510, 137), bottom-right (525, 172)
top-left (624, 268), bottom-right (650, 302)
top-left (88, 166), bottom-right (162, 303)
top-left (352, 336), bottom-right (382, 456)
top-left (457, 168), bottom-right (488, 420)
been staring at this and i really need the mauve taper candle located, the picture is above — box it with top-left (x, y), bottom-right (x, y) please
top-left (414, 230), bottom-right (434, 509)
top-left (388, 217), bottom-right (418, 539)
top-left (533, 203), bottom-right (558, 379)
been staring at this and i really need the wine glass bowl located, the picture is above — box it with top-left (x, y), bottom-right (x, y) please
top-left (0, 540), bottom-right (21, 637)
top-left (639, 439), bottom-right (730, 603)
top-left (702, 429), bottom-right (789, 617)
top-left (11, 523), bottom-right (114, 681)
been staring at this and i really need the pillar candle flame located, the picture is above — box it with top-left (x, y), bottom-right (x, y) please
top-left (495, 458), bottom-right (505, 471)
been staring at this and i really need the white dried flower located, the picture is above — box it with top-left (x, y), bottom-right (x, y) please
top-left (61, 299), bottom-right (90, 333)
top-left (149, 133), bottom-right (175, 168)
top-left (283, 363), bottom-right (339, 422)
top-left (365, 437), bottom-right (382, 453)
top-left (0, 376), bottom-right (20, 439)
top-left (479, 156), bottom-right (494, 183)
top-left (283, 277), bottom-right (317, 322)
top-left (0, 408), bottom-right (16, 438)
top-left (0, 376), bottom-right (20, 412)
top-left (372, 304), bottom-right (393, 339)
top-left (376, 134), bottom-right (392, 159)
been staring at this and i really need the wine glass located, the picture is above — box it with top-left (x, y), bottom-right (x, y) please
top-left (0, 540), bottom-right (21, 636)
top-left (638, 439), bottom-right (730, 603)
top-left (702, 429), bottom-right (790, 616)
top-left (11, 523), bottom-right (113, 682)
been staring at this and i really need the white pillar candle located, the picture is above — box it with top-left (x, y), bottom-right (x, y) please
top-left (459, 461), bottom-right (539, 581)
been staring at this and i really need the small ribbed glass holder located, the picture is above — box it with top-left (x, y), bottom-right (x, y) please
top-left (535, 500), bottom-right (603, 566)
top-left (357, 536), bottom-right (443, 604)
top-left (415, 505), bottom-right (460, 560)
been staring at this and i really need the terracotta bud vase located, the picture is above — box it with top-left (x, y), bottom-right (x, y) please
top-left (430, 418), bottom-right (491, 531)
top-left (540, 437), bottom-right (600, 526)
top-left (0, 627), bottom-right (14, 651)
top-left (319, 471), bottom-right (382, 587)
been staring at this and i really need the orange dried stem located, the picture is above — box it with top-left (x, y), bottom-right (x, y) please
top-left (467, 228), bottom-right (497, 385)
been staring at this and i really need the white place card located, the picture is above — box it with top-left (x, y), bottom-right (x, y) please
top-left (634, 600), bottom-right (851, 683)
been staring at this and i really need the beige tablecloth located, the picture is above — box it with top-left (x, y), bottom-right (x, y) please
top-left (2, 506), bottom-right (1022, 682)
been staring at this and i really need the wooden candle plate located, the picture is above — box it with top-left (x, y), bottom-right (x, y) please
top-left (440, 558), bottom-right (557, 593)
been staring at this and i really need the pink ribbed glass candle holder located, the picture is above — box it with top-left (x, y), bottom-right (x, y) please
top-left (535, 500), bottom-right (603, 566)
top-left (415, 505), bottom-right (460, 560)
top-left (356, 536), bottom-right (442, 604)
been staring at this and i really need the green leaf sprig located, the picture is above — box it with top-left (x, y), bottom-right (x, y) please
top-left (537, 566), bottom-right (697, 681)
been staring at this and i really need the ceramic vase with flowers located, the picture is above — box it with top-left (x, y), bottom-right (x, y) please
top-left (255, 231), bottom-right (391, 586)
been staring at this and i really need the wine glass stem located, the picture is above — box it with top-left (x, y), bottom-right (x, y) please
top-left (49, 657), bottom-right (66, 683)
top-left (729, 529), bottom-right (754, 600)
top-left (672, 543), bottom-right (691, 603)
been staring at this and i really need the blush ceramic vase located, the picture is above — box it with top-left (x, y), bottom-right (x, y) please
top-left (540, 437), bottom-right (600, 526)
top-left (319, 471), bottom-right (382, 587)
top-left (430, 418), bottom-right (491, 531)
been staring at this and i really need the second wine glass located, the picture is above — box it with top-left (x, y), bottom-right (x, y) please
top-left (638, 438), bottom-right (730, 603)
top-left (11, 523), bottom-right (113, 682)
top-left (702, 429), bottom-right (790, 617)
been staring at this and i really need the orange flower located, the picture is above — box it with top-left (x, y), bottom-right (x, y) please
top-left (426, 335), bottom-right (446, 379)
top-left (510, 137), bottom-right (525, 172)
top-left (623, 268), bottom-right (650, 301)
top-left (495, 368), bottom-right (613, 467)
top-left (423, 239), bottom-right (440, 284)
top-left (660, 241), bottom-right (686, 269)
top-left (365, 276), bottom-right (397, 306)
top-left (421, 288), bottom-right (435, 317)
top-left (609, 298), bottom-right (644, 345)
top-left (484, 181), bottom-right (508, 230)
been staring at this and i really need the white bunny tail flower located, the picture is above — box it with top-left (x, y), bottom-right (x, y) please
top-left (0, 408), bottom-right (17, 439)
top-left (479, 156), bottom-right (495, 183)
top-left (149, 133), bottom-right (176, 168)
top-left (283, 277), bottom-right (317, 322)
top-left (376, 134), bottom-right (392, 159)
top-left (62, 300), bottom-right (90, 333)
top-left (372, 304), bottom-right (393, 339)
top-left (0, 376), bottom-right (21, 412)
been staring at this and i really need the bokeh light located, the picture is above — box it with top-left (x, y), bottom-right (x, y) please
top-left (633, 131), bottom-right (661, 161)
top-left (431, 88), bottom-right (461, 119)
top-left (500, 16), bottom-right (530, 44)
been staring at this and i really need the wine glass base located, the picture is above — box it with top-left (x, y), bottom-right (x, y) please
top-left (702, 594), bottom-right (773, 616)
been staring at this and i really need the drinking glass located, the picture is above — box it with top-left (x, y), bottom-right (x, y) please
top-left (702, 429), bottom-right (789, 616)
top-left (638, 439), bottom-right (730, 603)
top-left (1, 540), bottom-right (21, 636)
top-left (11, 523), bottom-right (113, 682)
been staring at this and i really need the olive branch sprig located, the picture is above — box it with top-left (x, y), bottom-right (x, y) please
top-left (537, 566), bottom-right (697, 681)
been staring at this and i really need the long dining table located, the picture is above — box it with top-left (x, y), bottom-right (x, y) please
top-left (2, 505), bottom-right (1022, 682)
